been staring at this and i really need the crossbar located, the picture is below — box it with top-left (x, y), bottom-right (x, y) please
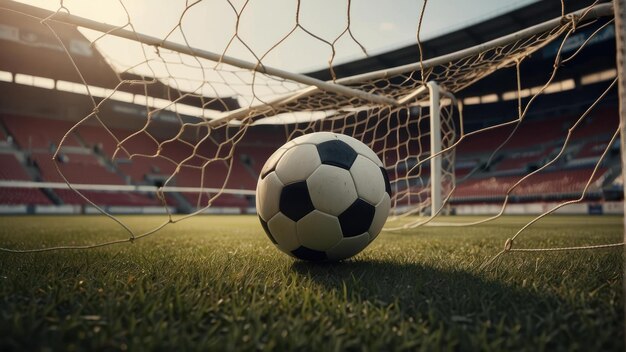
top-left (215, 2), bottom-right (614, 125)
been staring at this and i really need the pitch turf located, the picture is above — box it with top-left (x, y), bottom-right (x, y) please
top-left (0, 215), bottom-right (622, 351)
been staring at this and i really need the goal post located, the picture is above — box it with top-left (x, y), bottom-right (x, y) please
top-left (611, 0), bottom-right (626, 328)
top-left (428, 81), bottom-right (443, 216)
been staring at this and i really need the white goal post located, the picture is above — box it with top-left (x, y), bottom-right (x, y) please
top-left (611, 0), bottom-right (626, 322)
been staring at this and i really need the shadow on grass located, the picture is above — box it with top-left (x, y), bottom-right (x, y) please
top-left (290, 258), bottom-right (622, 350)
top-left (291, 259), bottom-right (536, 314)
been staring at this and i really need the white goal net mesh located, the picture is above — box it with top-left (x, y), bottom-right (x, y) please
top-left (0, 0), bottom-right (622, 260)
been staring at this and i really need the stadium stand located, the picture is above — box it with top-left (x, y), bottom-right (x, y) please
top-left (115, 130), bottom-right (160, 157)
top-left (182, 192), bottom-right (249, 209)
top-left (0, 105), bottom-right (614, 209)
top-left (28, 151), bottom-right (160, 207)
top-left (0, 153), bottom-right (52, 206)
top-left (175, 163), bottom-right (229, 188)
top-left (53, 189), bottom-right (160, 207)
top-left (454, 166), bottom-right (475, 179)
top-left (76, 124), bottom-right (127, 158)
top-left (0, 100), bottom-right (617, 211)
top-left (576, 141), bottom-right (611, 159)
top-left (0, 0), bottom-right (619, 215)
top-left (115, 156), bottom-right (177, 183)
top-left (453, 168), bottom-right (608, 202)
top-left (2, 114), bottom-right (81, 150)
top-left (448, 104), bottom-right (618, 205)
top-left (0, 153), bottom-right (30, 180)
top-left (31, 152), bottom-right (125, 185)
top-left (571, 111), bottom-right (619, 141)
top-left (0, 187), bottom-right (52, 205)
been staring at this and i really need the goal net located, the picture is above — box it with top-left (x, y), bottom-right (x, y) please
top-left (0, 0), bottom-right (622, 258)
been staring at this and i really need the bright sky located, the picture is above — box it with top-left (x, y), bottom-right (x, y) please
top-left (15, 0), bottom-right (538, 73)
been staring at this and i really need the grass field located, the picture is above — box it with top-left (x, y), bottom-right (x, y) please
top-left (0, 215), bottom-right (623, 351)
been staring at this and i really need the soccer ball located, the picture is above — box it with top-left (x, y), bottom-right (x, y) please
top-left (256, 132), bottom-right (391, 261)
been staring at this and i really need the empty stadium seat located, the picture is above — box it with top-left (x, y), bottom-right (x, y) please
top-left (0, 187), bottom-right (51, 205)
top-left (0, 153), bottom-right (31, 180)
top-left (182, 192), bottom-right (249, 209)
top-left (32, 152), bottom-right (125, 185)
top-left (2, 114), bottom-right (81, 149)
top-left (53, 189), bottom-right (162, 206)
top-left (453, 167), bottom-right (607, 201)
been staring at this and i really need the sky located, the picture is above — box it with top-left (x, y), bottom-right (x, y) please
top-left (14, 0), bottom-right (538, 73)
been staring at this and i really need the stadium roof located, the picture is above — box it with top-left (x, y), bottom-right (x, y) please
top-left (0, 9), bottom-right (239, 112)
top-left (305, 0), bottom-right (609, 81)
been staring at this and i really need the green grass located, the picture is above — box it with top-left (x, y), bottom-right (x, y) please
top-left (0, 215), bottom-right (623, 351)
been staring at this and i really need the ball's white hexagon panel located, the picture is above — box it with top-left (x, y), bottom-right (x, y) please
top-left (296, 210), bottom-right (343, 251)
top-left (336, 133), bottom-right (383, 167)
top-left (256, 171), bottom-right (284, 221)
top-left (368, 193), bottom-right (390, 242)
top-left (306, 165), bottom-right (358, 216)
top-left (350, 155), bottom-right (385, 205)
top-left (281, 140), bottom-right (298, 149)
top-left (275, 144), bottom-right (321, 185)
top-left (326, 232), bottom-right (371, 261)
top-left (268, 212), bottom-right (300, 252)
top-left (260, 147), bottom-right (288, 179)
top-left (290, 131), bottom-right (337, 146)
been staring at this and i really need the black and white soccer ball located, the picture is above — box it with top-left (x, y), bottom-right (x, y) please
top-left (256, 132), bottom-right (391, 261)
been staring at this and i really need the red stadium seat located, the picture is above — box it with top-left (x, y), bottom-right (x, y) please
top-left (0, 187), bottom-right (51, 205)
top-left (0, 154), bottom-right (31, 180)
top-left (2, 114), bottom-right (81, 149)
top-left (31, 152), bottom-right (125, 185)
top-left (53, 189), bottom-right (162, 206)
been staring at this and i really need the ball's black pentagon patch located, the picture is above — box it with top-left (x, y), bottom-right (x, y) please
top-left (280, 181), bottom-right (314, 221)
top-left (380, 167), bottom-right (392, 196)
top-left (291, 246), bottom-right (328, 261)
top-left (316, 140), bottom-right (358, 170)
top-left (338, 198), bottom-right (375, 237)
top-left (258, 216), bottom-right (277, 244)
